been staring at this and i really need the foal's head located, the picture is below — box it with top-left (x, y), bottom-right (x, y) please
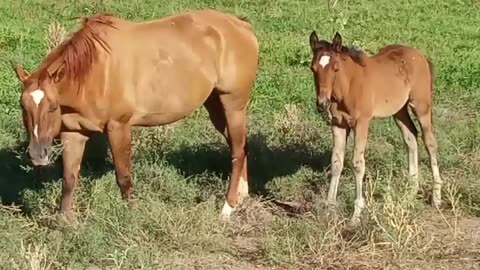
top-left (308, 31), bottom-right (344, 117)
top-left (309, 31), bottom-right (364, 118)
top-left (12, 64), bottom-right (62, 166)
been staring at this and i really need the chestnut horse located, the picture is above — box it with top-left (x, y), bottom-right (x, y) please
top-left (12, 10), bottom-right (259, 220)
top-left (309, 31), bottom-right (442, 225)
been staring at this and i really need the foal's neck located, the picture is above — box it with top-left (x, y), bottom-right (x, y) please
top-left (333, 58), bottom-right (363, 103)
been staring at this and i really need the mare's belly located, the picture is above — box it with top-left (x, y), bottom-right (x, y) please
top-left (130, 85), bottom-right (212, 126)
top-left (130, 110), bottom-right (192, 126)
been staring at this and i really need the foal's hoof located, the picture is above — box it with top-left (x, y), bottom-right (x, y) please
top-left (220, 201), bottom-right (235, 221)
top-left (431, 199), bottom-right (444, 209)
top-left (348, 216), bottom-right (361, 228)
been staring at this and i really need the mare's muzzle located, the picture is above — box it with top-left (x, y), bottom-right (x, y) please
top-left (28, 142), bottom-right (51, 166)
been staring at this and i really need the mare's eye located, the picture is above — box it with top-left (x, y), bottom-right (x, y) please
top-left (48, 103), bottom-right (59, 112)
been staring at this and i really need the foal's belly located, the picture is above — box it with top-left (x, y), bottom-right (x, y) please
top-left (372, 91), bottom-right (409, 118)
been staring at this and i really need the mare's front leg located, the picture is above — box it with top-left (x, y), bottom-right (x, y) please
top-left (60, 132), bottom-right (88, 221)
top-left (351, 118), bottom-right (369, 226)
top-left (327, 124), bottom-right (350, 205)
top-left (107, 121), bottom-right (135, 205)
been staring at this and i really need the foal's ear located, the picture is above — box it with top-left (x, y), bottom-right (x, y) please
top-left (309, 31), bottom-right (320, 51)
top-left (332, 32), bottom-right (342, 52)
top-left (11, 62), bottom-right (30, 82)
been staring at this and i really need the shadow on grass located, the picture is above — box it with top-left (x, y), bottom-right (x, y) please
top-left (0, 133), bottom-right (112, 214)
top-left (164, 133), bottom-right (331, 197)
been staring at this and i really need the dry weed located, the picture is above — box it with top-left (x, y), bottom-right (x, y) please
top-left (365, 170), bottom-right (428, 256)
top-left (273, 104), bottom-right (307, 141)
top-left (131, 125), bottom-right (177, 155)
top-left (11, 240), bottom-right (59, 270)
top-left (45, 21), bottom-right (66, 53)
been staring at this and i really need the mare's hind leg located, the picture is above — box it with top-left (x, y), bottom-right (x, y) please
top-left (204, 91), bottom-right (249, 218)
top-left (394, 105), bottom-right (419, 197)
top-left (106, 121), bottom-right (135, 206)
top-left (411, 103), bottom-right (442, 207)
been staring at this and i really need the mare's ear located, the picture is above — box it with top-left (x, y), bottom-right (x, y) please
top-left (47, 62), bottom-right (66, 83)
top-left (332, 32), bottom-right (342, 52)
top-left (11, 61), bottom-right (30, 82)
top-left (309, 31), bottom-right (320, 51)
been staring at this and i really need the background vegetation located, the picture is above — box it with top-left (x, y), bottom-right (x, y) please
top-left (0, 0), bottom-right (479, 269)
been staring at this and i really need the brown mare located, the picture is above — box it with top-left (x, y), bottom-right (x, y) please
top-left (12, 10), bottom-right (259, 220)
top-left (309, 31), bottom-right (442, 224)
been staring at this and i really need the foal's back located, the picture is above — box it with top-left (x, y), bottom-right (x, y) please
top-left (363, 45), bottom-right (433, 118)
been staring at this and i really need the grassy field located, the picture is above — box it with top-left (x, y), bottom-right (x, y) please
top-left (1, 0), bottom-right (480, 269)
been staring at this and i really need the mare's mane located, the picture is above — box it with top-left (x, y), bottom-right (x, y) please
top-left (314, 40), bottom-right (366, 66)
top-left (37, 14), bottom-right (118, 85)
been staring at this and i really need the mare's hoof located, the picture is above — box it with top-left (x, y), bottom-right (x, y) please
top-left (220, 201), bottom-right (235, 221)
top-left (57, 211), bottom-right (78, 227)
top-left (127, 196), bottom-right (138, 210)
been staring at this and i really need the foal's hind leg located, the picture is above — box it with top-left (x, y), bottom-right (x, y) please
top-left (412, 104), bottom-right (442, 207)
top-left (394, 105), bottom-right (419, 197)
top-left (204, 92), bottom-right (249, 218)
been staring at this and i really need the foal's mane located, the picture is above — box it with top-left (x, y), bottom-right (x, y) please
top-left (37, 14), bottom-right (118, 84)
top-left (315, 40), bottom-right (366, 66)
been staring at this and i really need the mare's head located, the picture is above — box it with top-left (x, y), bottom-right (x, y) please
top-left (309, 31), bottom-right (364, 118)
top-left (12, 64), bottom-right (63, 166)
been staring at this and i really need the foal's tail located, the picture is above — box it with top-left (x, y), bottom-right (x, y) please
top-left (426, 57), bottom-right (435, 96)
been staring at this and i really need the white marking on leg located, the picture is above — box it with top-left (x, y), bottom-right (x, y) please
top-left (33, 125), bottom-right (38, 140)
top-left (431, 157), bottom-right (442, 207)
top-left (351, 121), bottom-right (368, 225)
top-left (29, 89), bottom-right (45, 106)
top-left (238, 177), bottom-right (249, 202)
top-left (406, 132), bottom-right (419, 195)
top-left (220, 200), bottom-right (234, 220)
top-left (327, 126), bottom-right (348, 205)
top-left (319, 55), bottom-right (331, 68)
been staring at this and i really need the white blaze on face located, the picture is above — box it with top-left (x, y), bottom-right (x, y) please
top-left (29, 89), bottom-right (45, 140)
top-left (319, 55), bottom-right (331, 68)
top-left (30, 89), bottom-right (45, 107)
top-left (33, 125), bottom-right (38, 139)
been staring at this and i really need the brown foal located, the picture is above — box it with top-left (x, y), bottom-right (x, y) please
top-left (309, 31), bottom-right (442, 224)
top-left (12, 10), bottom-right (259, 220)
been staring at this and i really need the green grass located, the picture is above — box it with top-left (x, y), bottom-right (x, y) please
top-left (1, 0), bottom-right (480, 269)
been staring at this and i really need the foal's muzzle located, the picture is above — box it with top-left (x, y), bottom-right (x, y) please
top-left (316, 98), bottom-right (332, 121)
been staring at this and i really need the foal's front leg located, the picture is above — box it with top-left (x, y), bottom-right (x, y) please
top-left (351, 118), bottom-right (369, 225)
top-left (107, 122), bottom-right (135, 205)
top-left (327, 124), bottom-right (350, 205)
